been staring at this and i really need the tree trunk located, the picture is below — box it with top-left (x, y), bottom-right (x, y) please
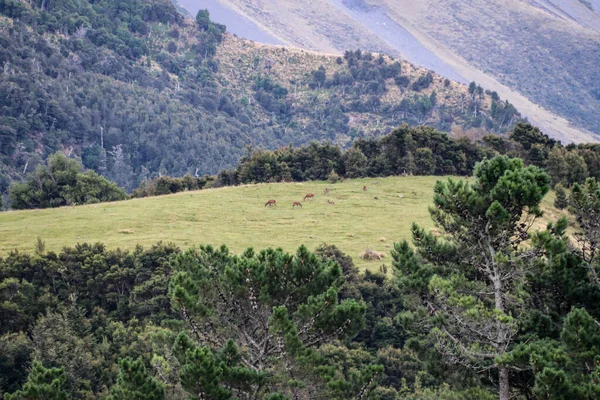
top-left (499, 365), bottom-right (510, 400)
top-left (492, 266), bottom-right (510, 400)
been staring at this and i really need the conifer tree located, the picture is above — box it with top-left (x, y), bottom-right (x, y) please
top-left (169, 245), bottom-right (366, 398)
top-left (554, 184), bottom-right (568, 209)
top-left (570, 178), bottom-right (600, 276)
top-left (393, 156), bottom-right (551, 400)
top-left (5, 362), bottom-right (68, 400)
top-left (107, 358), bottom-right (164, 400)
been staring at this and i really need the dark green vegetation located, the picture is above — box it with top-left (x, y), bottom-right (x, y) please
top-left (3, 122), bottom-right (599, 209)
top-left (132, 122), bottom-right (600, 200)
top-left (1, 156), bottom-right (599, 399)
top-left (9, 152), bottom-right (126, 209)
top-left (0, 0), bottom-right (519, 198)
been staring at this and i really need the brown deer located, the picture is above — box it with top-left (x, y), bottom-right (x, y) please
top-left (327, 200), bottom-right (335, 205)
top-left (323, 187), bottom-right (330, 195)
top-left (293, 201), bottom-right (302, 208)
top-left (363, 185), bottom-right (367, 192)
top-left (304, 193), bottom-right (315, 201)
top-left (265, 199), bottom-right (277, 207)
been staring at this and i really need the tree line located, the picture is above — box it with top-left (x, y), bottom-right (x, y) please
top-left (129, 122), bottom-right (600, 199)
top-left (4, 122), bottom-right (599, 209)
top-left (1, 156), bottom-right (599, 399)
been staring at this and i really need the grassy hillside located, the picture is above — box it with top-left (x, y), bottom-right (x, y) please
top-left (0, 176), bottom-right (567, 270)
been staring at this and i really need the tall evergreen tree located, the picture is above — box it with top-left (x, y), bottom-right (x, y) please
top-left (570, 178), bottom-right (600, 289)
top-left (5, 362), bottom-right (68, 400)
top-left (393, 156), bottom-right (551, 400)
top-left (107, 358), bottom-right (164, 400)
top-left (554, 184), bottom-right (568, 209)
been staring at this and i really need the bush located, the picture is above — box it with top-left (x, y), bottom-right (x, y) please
top-left (9, 153), bottom-right (126, 210)
top-left (554, 184), bottom-right (568, 209)
top-left (395, 75), bottom-right (410, 88)
top-left (411, 72), bottom-right (433, 91)
top-left (328, 170), bottom-right (341, 184)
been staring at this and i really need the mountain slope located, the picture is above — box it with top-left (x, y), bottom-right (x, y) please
top-left (176, 0), bottom-right (282, 45)
top-left (197, 0), bottom-right (600, 143)
top-left (0, 0), bottom-right (517, 193)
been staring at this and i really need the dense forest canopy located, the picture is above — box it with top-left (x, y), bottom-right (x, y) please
top-left (0, 0), bottom-right (520, 197)
top-left (1, 157), bottom-right (600, 399)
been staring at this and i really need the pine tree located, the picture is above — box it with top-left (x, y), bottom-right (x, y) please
top-left (570, 178), bottom-right (600, 287)
top-left (169, 245), bottom-right (366, 398)
top-left (393, 156), bottom-right (551, 400)
top-left (554, 184), bottom-right (568, 209)
top-left (342, 148), bottom-right (367, 178)
top-left (107, 358), bottom-right (164, 400)
top-left (5, 361), bottom-right (68, 400)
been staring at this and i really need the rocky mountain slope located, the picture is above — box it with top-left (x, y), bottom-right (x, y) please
top-left (192, 0), bottom-right (600, 143)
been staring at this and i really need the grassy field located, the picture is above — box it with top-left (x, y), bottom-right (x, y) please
top-left (0, 176), bottom-right (566, 270)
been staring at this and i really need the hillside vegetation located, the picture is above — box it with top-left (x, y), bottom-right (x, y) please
top-left (206, 0), bottom-right (600, 142)
top-left (1, 156), bottom-right (599, 400)
top-left (0, 175), bottom-right (566, 270)
top-left (0, 0), bottom-right (518, 193)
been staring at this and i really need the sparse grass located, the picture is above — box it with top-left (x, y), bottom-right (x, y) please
top-left (0, 176), bottom-right (568, 271)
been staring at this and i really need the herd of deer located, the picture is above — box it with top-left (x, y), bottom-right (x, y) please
top-left (264, 185), bottom-right (371, 208)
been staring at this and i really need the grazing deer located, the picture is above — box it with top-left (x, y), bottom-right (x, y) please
top-left (265, 199), bottom-right (277, 207)
top-left (327, 200), bottom-right (335, 205)
top-left (293, 201), bottom-right (302, 208)
top-left (323, 187), bottom-right (330, 195)
top-left (363, 185), bottom-right (367, 192)
top-left (304, 193), bottom-right (315, 201)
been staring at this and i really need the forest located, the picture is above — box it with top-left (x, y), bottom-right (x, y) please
top-left (132, 122), bottom-right (599, 203)
top-left (1, 156), bottom-right (599, 399)
top-left (0, 0), bottom-right (519, 196)
top-left (5, 122), bottom-right (599, 210)
top-left (1, 1), bottom-right (600, 399)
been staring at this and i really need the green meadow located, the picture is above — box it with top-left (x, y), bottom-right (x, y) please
top-left (0, 176), bottom-right (565, 270)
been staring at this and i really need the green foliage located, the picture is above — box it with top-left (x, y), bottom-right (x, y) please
top-left (131, 174), bottom-right (214, 198)
top-left (169, 244), bottom-right (366, 397)
top-left (554, 184), bottom-right (568, 209)
top-left (328, 169), bottom-right (341, 183)
top-left (412, 72), bottom-right (434, 91)
top-left (342, 148), bottom-right (368, 179)
top-left (5, 361), bottom-right (68, 400)
top-left (0, 333), bottom-right (32, 394)
top-left (121, 121), bottom-right (598, 202)
top-left (196, 9), bottom-right (211, 30)
top-left (107, 358), bottom-right (164, 400)
top-left (395, 156), bottom-right (551, 399)
top-left (9, 153), bottom-right (126, 209)
top-left (570, 178), bottom-right (600, 272)
top-left (414, 148), bottom-right (435, 175)
top-left (31, 312), bottom-right (102, 396)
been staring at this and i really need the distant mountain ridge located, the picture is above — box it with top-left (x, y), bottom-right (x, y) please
top-left (182, 0), bottom-right (600, 143)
